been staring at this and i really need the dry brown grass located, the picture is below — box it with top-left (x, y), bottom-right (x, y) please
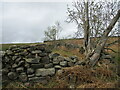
top-left (77, 81), bottom-right (117, 88)
top-left (55, 64), bottom-right (118, 88)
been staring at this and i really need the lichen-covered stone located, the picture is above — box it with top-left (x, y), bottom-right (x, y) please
top-left (60, 61), bottom-right (68, 67)
top-left (31, 63), bottom-right (44, 69)
top-left (27, 68), bottom-right (34, 75)
top-left (25, 58), bottom-right (40, 64)
top-left (8, 72), bottom-right (17, 80)
top-left (16, 67), bottom-right (24, 73)
top-left (31, 50), bottom-right (42, 54)
top-left (54, 65), bottom-right (62, 69)
top-left (35, 68), bottom-right (55, 76)
top-left (44, 63), bottom-right (53, 68)
top-left (41, 56), bottom-right (50, 64)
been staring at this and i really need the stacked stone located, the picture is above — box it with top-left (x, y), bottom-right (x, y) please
top-left (1, 44), bottom-right (80, 84)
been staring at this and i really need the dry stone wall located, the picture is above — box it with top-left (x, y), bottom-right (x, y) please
top-left (1, 44), bottom-right (82, 84)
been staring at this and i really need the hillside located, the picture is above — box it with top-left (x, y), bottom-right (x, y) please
top-left (1, 36), bottom-right (120, 89)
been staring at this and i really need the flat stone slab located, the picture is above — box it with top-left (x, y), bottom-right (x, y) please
top-left (35, 68), bottom-right (55, 76)
top-left (25, 58), bottom-right (40, 64)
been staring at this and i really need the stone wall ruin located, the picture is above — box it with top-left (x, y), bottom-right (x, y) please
top-left (1, 44), bottom-right (82, 85)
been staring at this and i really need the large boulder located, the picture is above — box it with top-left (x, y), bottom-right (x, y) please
top-left (35, 68), bottom-right (55, 76)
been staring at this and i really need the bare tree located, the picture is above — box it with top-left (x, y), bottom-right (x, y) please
top-left (67, 0), bottom-right (120, 67)
top-left (44, 21), bottom-right (62, 41)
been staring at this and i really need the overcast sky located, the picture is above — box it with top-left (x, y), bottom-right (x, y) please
top-left (1, 1), bottom-right (77, 43)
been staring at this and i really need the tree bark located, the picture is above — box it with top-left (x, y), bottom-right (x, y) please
top-left (84, 2), bottom-right (91, 56)
top-left (88, 10), bottom-right (120, 67)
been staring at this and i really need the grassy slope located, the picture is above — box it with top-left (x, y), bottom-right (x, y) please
top-left (1, 37), bottom-right (119, 60)
top-left (1, 37), bottom-right (120, 88)
top-left (1, 37), bottom-right (119, 61)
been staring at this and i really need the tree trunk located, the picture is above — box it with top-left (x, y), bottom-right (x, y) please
top-left (84, 2), bottom-right (91, 56)
top-left (88, 10), bottom-right (120, 67)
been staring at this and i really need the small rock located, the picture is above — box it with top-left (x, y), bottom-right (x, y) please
top-left (9, 45), bottom-right (17, 50)
top-left (39, 53), bottom-right (47, 57)
top-left (53, 58), bottom-right (60, 65)
top-left (44, 63), bottom-right (53, 68)
top-left (75, 61), bottom-right (83, 65)
top-left (31, 63), bottom-right (44, 69)
top-left (0, 51), bottom-right (5, 57)
top-left (28, 74), bottom-right (35, 78)
top-left (31, 50), bottom-right (42, 54)
top-left (25, 58), bottom-right (40, 64)
top-left (45, 49), bottom-right (52, 53)
top-left (57, 56), bottom-right (65, 62)
top-left (65, 57), bottom-right (73, 62)
top-left (18, 60), bottom-right (25, 66)
top-left (68, 62), bottom-right (74, 67)
top-left (54, 65), bottom-right (62, 69)
top-left (41, 56), bottom-right (50, 64)
top-left (6, 50), bottom-right (13, 55)
top-left (8, 72), bottom-right (17, 80)
top-left (70, 56), bottom-right (77, 60)
top-left (15, 58), bottom-right (21, 64)
top-left (49, 53), bottom-right (60, 59)
top-left (39, 47), bottom-right (45, 51)
top-left (4, 57), bottom-right (10, 63)
top-left (27, 68), bottom-right (34, 75)
top-left (12, 56), bottom-right (18, 60)
top-left (24, 63), bottom-right (30, 68)
top-left (2, 68), bottom-right (9, 75)
top-left (19, 73), bottom-right (28, 82)
top-left (73, 59), bottom-right (77, 63)
top-left (16, 67), bottom-right (24, 73)
top-left (60, 61), bottom-right (67, 67)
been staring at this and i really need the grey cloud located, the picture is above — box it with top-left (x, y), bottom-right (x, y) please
top-left (1, 2), bottom-right (77, 43)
